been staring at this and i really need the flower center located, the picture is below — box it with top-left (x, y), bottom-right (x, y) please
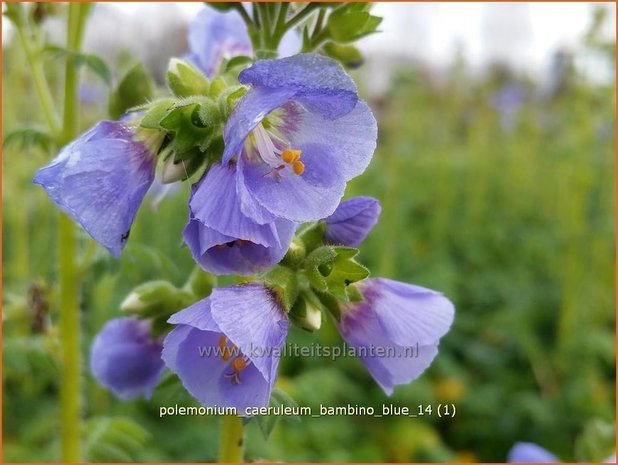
top-left (246, 123), bottom-right (304, 182)
top-left (218, 336), bottom-right (252, 385)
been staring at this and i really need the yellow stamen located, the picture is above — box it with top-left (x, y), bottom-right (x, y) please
top-left (231, 357), bottom-right (248, 372)
top-left (292, 160), bottom-right (305, 176)
top-left (218, 336), bottom-right (227, 350)
top-left (282, 149), bottom-right (301, 164)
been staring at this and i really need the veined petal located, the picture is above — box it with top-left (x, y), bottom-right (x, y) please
top-left (210, 284), bottom-right (288, 387)
top-left (239, 54), bottom-right (358, 119)
top-left (325, 196), bottom-right (381, 247)
top-left (167, 296), bottom-right (220, 331)
top-left (33, 121), bottom-right (155, 256)
top-left (190, 163), bottom-right (280, 247)
top-left (359, 278), bottom-right (455, 347)
top-left (238, 143), bottom-right (346, 222)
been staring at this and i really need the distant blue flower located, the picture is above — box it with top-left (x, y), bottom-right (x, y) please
top-left (186, 6), bottom-right (300, 77)
top-left (90, 318), bottom-right (164, 400)
top-left (183, 162), bottom-right (296, 275)
top-left (490, 82), bottom-right (527, 131)
top-left (325, 196), bottom-right (381, 247)
top-left (222, 54), bottom-right (377, 223)
top-left (507, 442), bottom-right (559, 463)
top-left (337, 278), bottom-right (454, 395)
top-left (163, 284), bottom-right (289, 412)
top-left (33, 121), bottom-right (160, 256)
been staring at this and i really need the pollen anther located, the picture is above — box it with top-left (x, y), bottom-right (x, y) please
top-left (282, 149), bottom-right (301, 164)
top-left (292, 160), bottom-right (305, 176)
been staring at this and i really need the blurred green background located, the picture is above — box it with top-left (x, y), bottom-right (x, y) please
top-left (2, 3), bottom-right (616, 463)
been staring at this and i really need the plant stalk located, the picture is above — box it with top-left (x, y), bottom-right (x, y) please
top-left (218, 415), bottom-right (245, 463)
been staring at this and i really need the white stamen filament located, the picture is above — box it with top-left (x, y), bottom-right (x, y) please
top-left (252, 124), bottom-right (282, 168)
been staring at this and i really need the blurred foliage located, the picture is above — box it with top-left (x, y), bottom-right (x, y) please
top-left (2, 4), bottom-right (615, 463)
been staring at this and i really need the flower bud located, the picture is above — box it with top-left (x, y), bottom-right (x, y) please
top-left (166, 58), bottom-right (210, 98)
top-left (120, 280), bottom-right (194, 319)
top-left (290, 294), bottom-right (323, 332)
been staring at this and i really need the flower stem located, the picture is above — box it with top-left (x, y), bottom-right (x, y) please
top-left (218, 415), bottom-right (245, 463)
top-left (58, 3), bottom-right (91, 461)
top-left (12, 5), bottom-right (61, 140)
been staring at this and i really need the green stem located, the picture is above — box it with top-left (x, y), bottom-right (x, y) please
top-left (284, 3), bottom-right (321, 31)
top-left (13, 7), bottom-right (61, 140)
top-left (257, 3), bottom-right (273, 51)
top-left (218, 416), bottom-right (245, 463)
top-left (58, 3), bottom-right (90, 461)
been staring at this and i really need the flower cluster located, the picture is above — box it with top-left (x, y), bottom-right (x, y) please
top-left (33, 5), bottom-right (455, 415)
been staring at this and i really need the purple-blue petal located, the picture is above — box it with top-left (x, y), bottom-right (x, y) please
top-left (325, 196), bottom-right (381, 247)
top-left (339, 303), bottom-right (440, 395)
top-left (507, 442), bottom-right (559, 463)
top-left (337, 278), bottom-right (454, 394)
top-left (186, 7), bottom-right (252, 77)
top-left (33, 121), bottom-right (155, 256)
top-left (183, 163), bottom-right (295, 275)
top-left (90, 318), bottom-right (164, 400)
top-left (210, 284), bottom-right (289, 388)
top-left (162, 286), bottom-right (288, 411)
top-left (239, 54), bottom-right (358, 119)
top-left (358, 278), bottom-right (455, 347)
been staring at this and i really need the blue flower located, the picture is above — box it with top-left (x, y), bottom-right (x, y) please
top-left (221, 53), bottom-right (377, 223)
top-left (183, 163), bottom-right (295, 275)
top-left (33, 121), bottom-right (161, 256)
top-left (162, 284), bottom-right (289, 412)
top-left (325, 196), bottom-right (381, 247)
top-left (507, 442), bottom-right (559, 463)
top-left (186, 6), bottom-right (300, 77)
top-left (337, 278), bottom-right (454, 395)
top-left (90, 318), bottom-right (165, 400)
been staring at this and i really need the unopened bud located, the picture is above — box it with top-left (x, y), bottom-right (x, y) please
top-left (166, 58), bottom-right (210, 98)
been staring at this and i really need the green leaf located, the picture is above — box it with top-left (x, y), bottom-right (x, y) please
top-left (256, 388), bottom-right (300, 439)
top-left (327, 9), bottom-right (382, 43)
top-left (223, 55), bottom-right (254, 73)
top-left (84, 417), bottom-right (149, 462)
top-left (43, 46), bottom-right (111, 85)
top-left (574, 419), bottom-right (616, 462)
top-left (3, 126), bottom-right (52, 152)
top-left (109, 64), bottom-right (154, 120)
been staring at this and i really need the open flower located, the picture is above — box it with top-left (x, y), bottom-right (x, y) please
top-left (325, 196), bottom-right (381, 247)
top-left (507, 442), bottom-right (559, 463)
top-left (221, 53), bottom-right (377, 224)
top-left (33, 121), bottom-right (161, 256)
top-left (183, 163), bottom-right (296, 275)
top-left (186, 6), bottom-right (300, 77)
top-left (162, 284), bottom-right (289, 412)
top-left (90, 318), bottom-right (164, 400)
top-left (337, 278), bottom-right (454, 395)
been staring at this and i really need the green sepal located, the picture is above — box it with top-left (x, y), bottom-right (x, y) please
top-left (304, 246), bottom-right (338, 292)
top-left (305, 246), bottom-right (369, 301)
top-left (139, 98), bottom-right (175, 129)
top-left (166, 58), bottom-right (210, 98)
top-left (159, 97), bottom-right (221, 154)
top-left (296, 221), bottom-right (327, 254)
top-left (280, 240), bottom-right (306, 269)
top-left (255, 388), bottom-right (300, 439)
top-left (315, 290), bottom-right (341, 321)
top-left (323, 247), bottom-right (369, 301)
top-left (109, 64), bottom-right (154, 119)
top-left (322, 42), bottom-right (364, 69)
top-left (208, 76), bottom-right (228, 98)
top-left (261, 265), bottom-right (299, 312)
top-left (223, 55), bottom-right (254, 73)
top-left (120, 280), bottom-right (194, 320)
